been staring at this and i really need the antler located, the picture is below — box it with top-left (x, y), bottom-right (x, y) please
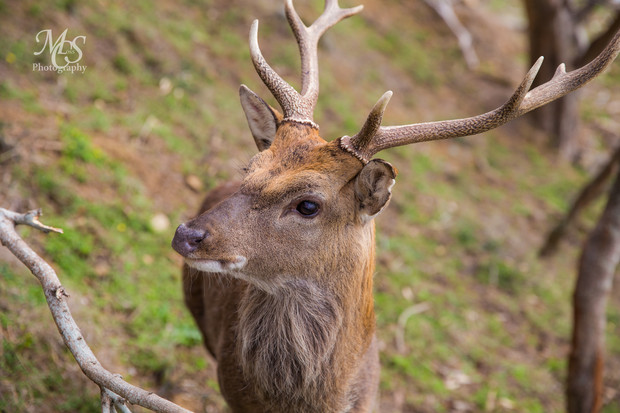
top-left (250, 0), bottom-right (363, 128)
top-left (340, 29), bottom-right (620, 163)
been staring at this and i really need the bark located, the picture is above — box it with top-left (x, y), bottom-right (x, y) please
top-left (567, 168), bottom-right (620, 413)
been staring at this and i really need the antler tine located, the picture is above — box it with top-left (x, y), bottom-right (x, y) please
top-left (518, 29), bottom-right (620, 115)
top-left (250, 1), bottom-right (362, 127)
top-left (250, 20), bottom-right (311, 125)
top-left (341, 91), bottom-right (393, 163)
top-left (286, 0), bottom-right (363, 98)
top-left (341, 29), bottom-right (620, 163)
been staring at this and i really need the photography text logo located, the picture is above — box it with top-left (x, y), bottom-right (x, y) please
top-left (33, 29), bottom-right (87, 74)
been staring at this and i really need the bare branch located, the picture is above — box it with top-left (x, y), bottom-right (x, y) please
top-left (575, 0), bottom-right (620, 23)
top-left (102, 388), bottom-right (113, 413)
top-left (575, 0), bottom-right (604, 22)
top-left (422, 0), bottom-right (479, 69)
top-left (0, 208), bottom-right (193, 413)
top-left (576, 12), bottom-right (620, 67)
top-left (0, 207), bottom-right (63, 233)
top-left (103, 387), bottom-right (133, 413)
top-left (540, 145), bottom-right (620, 257)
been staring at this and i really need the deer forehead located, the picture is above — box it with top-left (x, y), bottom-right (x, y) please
top-left (241, 140), bottom-right (363, 204)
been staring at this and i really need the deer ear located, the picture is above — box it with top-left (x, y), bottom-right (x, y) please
top-left (353, 159), bottom-right (397, 222)
top-left (239, 85), bottom-right (283, 151)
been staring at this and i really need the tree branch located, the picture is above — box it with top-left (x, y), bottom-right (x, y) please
top-left (576, 12), bottom-right (620, 67)
top-left (575, 0), bottom-right (620, 23)
top-left (0, 207), bottom-right (64, 233)
top-left (539, 145), bottom-right (620, 257)
top-left (422, 0), bottom-right (479, 70)
top-left (102, 387), bottom-right (133, 413)
top-left (575, 0), bottom-right (605, 23)
top-left (0, 208), bottom-right (193, 413)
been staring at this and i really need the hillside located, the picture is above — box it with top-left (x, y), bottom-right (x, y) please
top-left (1, 0), bottom-right (620, 412)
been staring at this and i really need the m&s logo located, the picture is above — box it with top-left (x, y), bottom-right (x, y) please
top-left (33, 29), bottom-right (87, 74)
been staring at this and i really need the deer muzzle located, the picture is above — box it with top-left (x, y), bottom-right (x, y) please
top-left (171, 223), bottom-right (208, 257)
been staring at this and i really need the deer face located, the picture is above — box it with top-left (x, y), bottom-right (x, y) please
top-left (172, 94), bottom-right (396, 291)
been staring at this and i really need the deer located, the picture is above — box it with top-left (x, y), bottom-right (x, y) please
top-left (171, 1), bottom-right (620, 411)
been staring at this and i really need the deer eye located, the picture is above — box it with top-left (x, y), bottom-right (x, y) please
top-left (296, 200), bottom-right (320, 217)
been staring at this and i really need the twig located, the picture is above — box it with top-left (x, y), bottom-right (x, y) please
top-left (103, 387), bottom-right (133, 413)
top-left (0, 208), bottom-right (193, 413)
top-left (396, 302), bottom-right (431, 353)
top-left (102, 388), bottom-right (113, 413)
top-left (0, 208), bottom-right (64, 233)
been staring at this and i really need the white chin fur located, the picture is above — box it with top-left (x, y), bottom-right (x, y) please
top-left (185, 256), bottom-right (247, 273)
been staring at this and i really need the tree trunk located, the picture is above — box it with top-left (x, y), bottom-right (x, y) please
top-left (524, 0), bottom-right (581, 160)
top-left (567, 168), bottom-right (620, 413)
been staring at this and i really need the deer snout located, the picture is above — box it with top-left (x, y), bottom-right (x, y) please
top-left (172, 223), bottom-right (207, 257)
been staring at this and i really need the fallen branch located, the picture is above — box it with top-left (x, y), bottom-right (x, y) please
top-left (0, 207), bottom-right (192, 413)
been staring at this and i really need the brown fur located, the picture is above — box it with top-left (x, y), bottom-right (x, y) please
top-left (177, 119), bottom-right (392, 412)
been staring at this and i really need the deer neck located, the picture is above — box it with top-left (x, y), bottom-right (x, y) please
top-left (235, 225), bottom-right (377, 410)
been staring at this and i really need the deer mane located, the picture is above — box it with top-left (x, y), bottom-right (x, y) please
top-left (237, 279), bottom-right (344, 408)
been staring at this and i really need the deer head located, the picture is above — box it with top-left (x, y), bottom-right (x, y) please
top-left (172, 1), bottom-right (620, 290)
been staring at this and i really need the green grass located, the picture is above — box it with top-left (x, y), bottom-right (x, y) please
top-left (475, 257), bottom-right (526, 293)
top-left (0, 334), bottom-right (98, 412)
top-left (0, 79), bottom-right (43, 113)
top-left (369, 131), bottom-right (603, 411)
top-left (1, 265), bottom-right (102, 412)
top-left (4, 109), bottom-right (201, 408)
top-left (365, 25), bottom-right (440, 86)
top-left (603, 402), bottom-right (620, 413)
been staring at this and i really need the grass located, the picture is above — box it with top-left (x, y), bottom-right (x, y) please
top-left (0, 80), bottom-right (43, 114)
top-left (369, 128), bottom-right (609, 411)
top-left (365, 24), bottom-right (440, 86)
top-left (0, 108), bottom-right (200, 410)
top-left (1, 0), bottom-right (619, 412)
top-left (0, 266), bottom-right (101, 412)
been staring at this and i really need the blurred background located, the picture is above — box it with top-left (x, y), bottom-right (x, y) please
top-left (1, 0), bottom-right (619, 411)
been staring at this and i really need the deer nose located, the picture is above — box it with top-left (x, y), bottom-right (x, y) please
top-left (172, 223), bottom-right (208, 256)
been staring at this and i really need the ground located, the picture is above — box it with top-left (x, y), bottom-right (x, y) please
top-left (1, 0), bottom-right (620, 412)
